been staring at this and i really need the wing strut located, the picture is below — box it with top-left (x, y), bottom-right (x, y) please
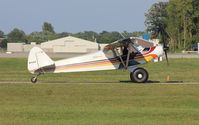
top-left (114, 48), bottom-right (126, 68)
top-left (114, 47), bottom-right (131, 69)
top-left (125, 50), bottom-right (130, 68)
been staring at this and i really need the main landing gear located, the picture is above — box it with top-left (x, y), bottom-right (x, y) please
top-left (130, 67), bottom-right (148, 83)
top-left (31, 73), bottom-right (42, 83)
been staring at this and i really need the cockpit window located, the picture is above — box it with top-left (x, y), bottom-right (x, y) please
top-left (128, 43), bottom-right (140, 53)
top-left (132, 42), bottom-right (144, 52)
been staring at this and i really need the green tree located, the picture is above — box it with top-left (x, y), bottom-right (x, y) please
top-left (27, 22), bottom-right (57, 44)
top-left (192, 0), bottom-right (199, 44)
top-left (7, 28), bottom-right (27, 43)
top-left (72, 31), bottom-right (127, 43)
top-left (0, 30), bottom-right (4, 38)
top-left (166, 0), bottom-right (181, 51)
top-left (42, 22), bottom-right (55, 33)
top-left (132, 31), bottom-right (145, 37)
top-left (0, 39), bottom-right (8, 48)
top-left (98, 31), bottom-right (121, 43)
top-left (146, 0), bottom-right (199, 51)
top-left (166, 0), bottom-right (195, 51)
top-left (56, 32), bottom-right (70, 38)
top-left (27, 32), bottom-right (46, 44)
top-left (73, 31), bottom-right (98, 42)
top-left (145, 2), bottom-right (168, 36)
top-left (0, 30), bottom-right (7, 48)
top-left (27, 31), bottom-right (58, 44)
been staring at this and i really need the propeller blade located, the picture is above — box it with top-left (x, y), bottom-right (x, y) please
top-left (160, 28), bottom-right (169, 65)
top-left (162, 36), bottom-right (169, 65)
top-left (164, 49), bottom-right (169, 65)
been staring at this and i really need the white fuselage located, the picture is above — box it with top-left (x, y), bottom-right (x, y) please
top-left (54, 51), bottom-right (120, 73)
top-left (27, 45), bottom-right (164, 74)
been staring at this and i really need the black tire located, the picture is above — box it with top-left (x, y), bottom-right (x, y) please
top-left (130, 68), bottom-right (148, 83)
top-left (31, 77), bottom-right (37, 83)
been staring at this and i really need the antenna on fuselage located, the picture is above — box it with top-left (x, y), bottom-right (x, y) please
top-left (93, 36), bottom-right (101, 51)
top-left (119, 32), bottom-right (125, 39)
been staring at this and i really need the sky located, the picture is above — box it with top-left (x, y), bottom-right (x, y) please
top-left (0, 0), bottom-right (161, 34)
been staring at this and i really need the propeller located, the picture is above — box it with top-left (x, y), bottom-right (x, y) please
top-left (163, 44), bottom-right (169, 65)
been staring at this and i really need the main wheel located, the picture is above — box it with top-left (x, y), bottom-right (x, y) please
top-left (130, 68), bottom-right (148, 83)
top-left (31, 77), bottom-right (37, 83)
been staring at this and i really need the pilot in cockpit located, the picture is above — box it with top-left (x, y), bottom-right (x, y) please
top-left (122, 43), bottom-right (138, 60)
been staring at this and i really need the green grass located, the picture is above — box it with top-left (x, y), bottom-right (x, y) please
top-left (0, 58), bottom-right (199, 125)
top-left (0, 84), bottom-right (199, 125)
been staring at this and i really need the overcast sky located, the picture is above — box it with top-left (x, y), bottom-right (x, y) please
top-left (0, 0), bottom-right (161, 34)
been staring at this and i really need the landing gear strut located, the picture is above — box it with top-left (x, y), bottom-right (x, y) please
top-left (130, 67), bottom-right (148, 83)
top-left (31, 73), bottom-right (42, 83)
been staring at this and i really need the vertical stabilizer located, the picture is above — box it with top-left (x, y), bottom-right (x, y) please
top-left (28, 47), bottom-right (54, 74)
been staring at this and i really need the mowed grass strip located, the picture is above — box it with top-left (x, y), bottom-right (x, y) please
top-left (0, 58), bottom-right (199, 125)
top-left (0, 83), bottom-right (199, 125)
top-left (0, 58), bottom-right (199, 83)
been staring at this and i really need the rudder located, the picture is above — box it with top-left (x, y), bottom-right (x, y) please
top-left (28, 47), bottom-right (55, 74)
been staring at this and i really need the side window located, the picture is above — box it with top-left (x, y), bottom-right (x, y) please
top-left (143, 48), bottom-right (150, 52)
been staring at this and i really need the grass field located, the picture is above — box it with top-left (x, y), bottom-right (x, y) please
top-left (0, 58), bottom-right (199, 83)
top-left (0, 58), bottom-right (199, 125)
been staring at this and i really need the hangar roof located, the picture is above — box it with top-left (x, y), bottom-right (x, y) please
top-left (41, 36), bottom-right (97, 48)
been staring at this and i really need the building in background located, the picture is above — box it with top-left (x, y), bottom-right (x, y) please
top-left (40, 36), bottom-right (106, 53)
top-left (7, 43), bottom-right (25, 52)
top-left (7, 36), bottom-right (107, 53)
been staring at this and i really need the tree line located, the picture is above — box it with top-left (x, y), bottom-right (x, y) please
top-left (0, 22), bottom-right (144, 48)
top-left (1, 0), bottom-right (198, 52)
top-left (145, 0), bottom-right (199, 52)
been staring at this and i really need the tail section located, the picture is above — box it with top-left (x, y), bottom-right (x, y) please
top-left (28, 47), bottom-right (55, 74)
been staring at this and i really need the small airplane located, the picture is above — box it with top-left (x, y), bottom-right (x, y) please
top-left (27, 37), bottom-right (168, 83)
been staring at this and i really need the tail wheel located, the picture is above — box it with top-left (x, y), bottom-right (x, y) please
top-left (130, 68), bottom-right (148, 83)
top-left (30, 72), bottom-right (42, 83)
top-left (31, 77), bottom-right (37, 83)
